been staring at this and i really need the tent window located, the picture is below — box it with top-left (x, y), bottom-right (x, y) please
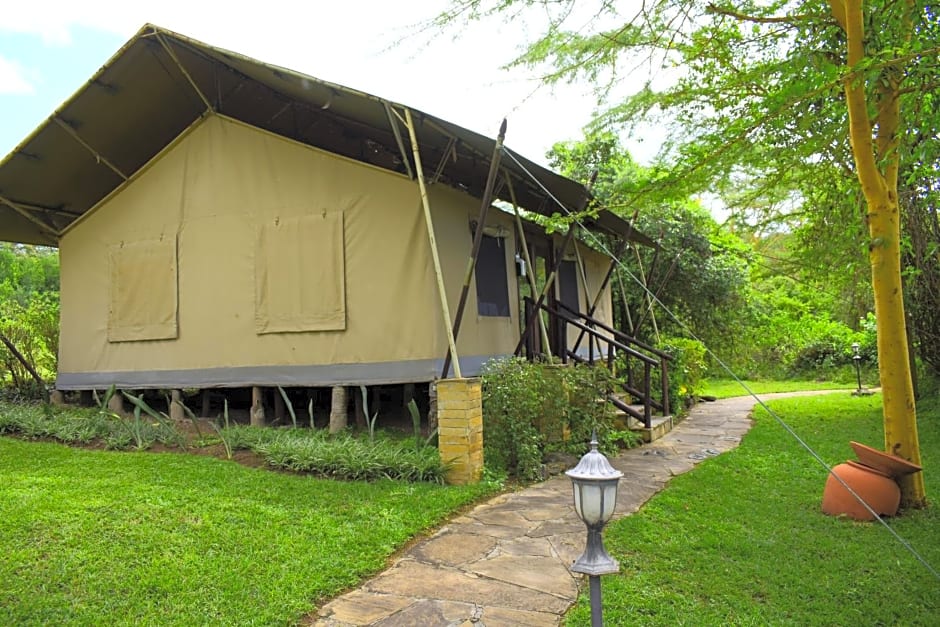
top-left (559, 260), bottom-right (580, 315)
top-left (108, 238), bottom-right (178, 342)
top-left (475, 234), bottom-right (510, 317)
top-left (255, 212), bottom-right (346, 333)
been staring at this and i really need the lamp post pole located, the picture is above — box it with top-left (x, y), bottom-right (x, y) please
top-left (566, 433), bottom-right (623, 627)
top-left (852, 342), bottom-right (862, 395)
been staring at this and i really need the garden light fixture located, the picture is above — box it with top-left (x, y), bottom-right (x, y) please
top-left (852, 342), bottom-right (862, 395)
top-left (566, 432), bottom-right (623, 627)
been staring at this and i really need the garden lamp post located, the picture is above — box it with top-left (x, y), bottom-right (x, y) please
top-left (852, 342), bottom-right (862, 395)
top-left (566, 432), bottom-right (623, 627)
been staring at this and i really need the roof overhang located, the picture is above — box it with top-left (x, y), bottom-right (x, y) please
top-left (0, 24), bottom-right (653, 249)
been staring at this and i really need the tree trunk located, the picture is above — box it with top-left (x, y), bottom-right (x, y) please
top-left (831, 0), bottom-right (925, 507)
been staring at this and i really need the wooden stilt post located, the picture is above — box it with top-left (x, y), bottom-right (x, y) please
top-left (201, 389), bottom-right (211, 417)
top-left (401, 107), bottom-right (462, 379)
top-left (274, 388), bottom-right (286, 424)
top-left (402, 383), bottom-right (416, 421)
top-left (329, 385), bottom-right (348, 434)
top-left (441, 119), bottom-right (508, 379)
top-left (428, 382), bottom-right (438, 434)
top-left (250, 386), bottom-right (266, 427)
top-left (353, 386), bottom-right (366, 429)
top-left (80, 390), bottom-right (94, 407)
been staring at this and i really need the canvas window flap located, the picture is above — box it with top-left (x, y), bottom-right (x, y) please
top-left (255, 211), bottom-right (346, 333)
top-left (109, 238), bottom-right (179, 342)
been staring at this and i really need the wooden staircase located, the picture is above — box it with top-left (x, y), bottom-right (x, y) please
top-left (518, 297), bottom-right (675, 441)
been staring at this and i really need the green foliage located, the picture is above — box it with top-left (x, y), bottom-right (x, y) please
top-left (656, 336), bottom-right (707, 411)
top-left (0, 400), bottom-right (451, 483)
top-left (566, 393), bottom-right (940, 625)
top-left (255, 430), bottom-right (447, 483)
top-left (0, 435), bottom-right (496, 624)
top-left (0, 244), bottom-right (59, 397)
top-left (480, 357), bottom-right (624, 481)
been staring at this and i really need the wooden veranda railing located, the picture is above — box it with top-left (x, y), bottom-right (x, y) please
top-left (518, 297), bottom-right (673, 429)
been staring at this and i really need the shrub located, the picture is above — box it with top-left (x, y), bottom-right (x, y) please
top-left (657, 336), bottom-right (708, 411)
top-left (480, 357), bottom-right (623, 481)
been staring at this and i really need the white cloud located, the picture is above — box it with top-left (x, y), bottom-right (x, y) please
top-left (0, 56), bottom-right (35, 94)
top-left (0, 1), bottom-right (664, 165)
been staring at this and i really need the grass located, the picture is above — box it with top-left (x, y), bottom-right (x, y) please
top-left (565, 392), bottom-right (940, 625)
top-left (701, 378), bottom-right (856, 399)
top-left (0, 402), bottom-right (448, 482)
top-left (0, 437), bottom-right (498, 624)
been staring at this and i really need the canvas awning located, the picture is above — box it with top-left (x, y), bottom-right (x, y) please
top-left (0, 24), bottom-right (654, 248)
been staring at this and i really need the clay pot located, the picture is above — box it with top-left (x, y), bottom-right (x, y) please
top-left (821, 461), bottom-right (901, 521)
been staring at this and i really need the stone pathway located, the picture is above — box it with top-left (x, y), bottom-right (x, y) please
top-left (313, 391), bottom-right (835, 626)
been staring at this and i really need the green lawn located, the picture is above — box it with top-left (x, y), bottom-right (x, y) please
top-left (0, 438), bottom-right (496, 624)
top-left (701, 378), bottom-right (857, 399)
top-left (565, 392), bottom-right (940, 625)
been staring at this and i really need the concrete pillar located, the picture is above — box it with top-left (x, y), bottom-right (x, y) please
top-left (50, 389), bottom-right (66, 406)
top-left (250, 386), bottom-right (266, 427)
top-left (170, 389), bottom-right (185, 421)
top-left (329, 385), bottom-right (348, 434)
top-left (436, 378), bottom-right (483, 485)
top-left (107, 390), bottom-right (125, 416)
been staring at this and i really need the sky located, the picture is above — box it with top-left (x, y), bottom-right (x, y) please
top-left (0, 0), bottom-right (664, 171)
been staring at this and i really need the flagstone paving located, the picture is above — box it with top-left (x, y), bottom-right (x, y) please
top-left (312, 391), bottom-right (838, 626)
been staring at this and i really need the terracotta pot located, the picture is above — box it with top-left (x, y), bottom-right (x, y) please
top-left (821, 461), bottom-right (901, 521)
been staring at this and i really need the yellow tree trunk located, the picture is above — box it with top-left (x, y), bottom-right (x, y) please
top-left (830, 0), bottom-right (925, 507)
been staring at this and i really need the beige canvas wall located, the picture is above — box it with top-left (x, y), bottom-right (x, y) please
top-left (57, 115), bottom-right (533, 387)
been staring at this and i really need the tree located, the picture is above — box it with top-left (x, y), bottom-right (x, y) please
top-left (437, 0), bottom-right (938, 506)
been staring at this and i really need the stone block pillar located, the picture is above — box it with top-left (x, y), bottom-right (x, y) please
top-left (436, 378), bottom-right (483, 485)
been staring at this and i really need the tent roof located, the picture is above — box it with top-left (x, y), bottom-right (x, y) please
top-left (0, 24), bottom-right (655, 248)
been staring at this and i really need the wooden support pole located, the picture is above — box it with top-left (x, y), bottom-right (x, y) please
top-left (384, 102), bottom-right (415, 180)
top-left (0, 332), bottom-right (48, 403)
top-left (572, 236), bottom-right (604, 357)
top-left (201, 389), bottom-right (211, 417)
top-left (616, 270), bottom-right (635, 336)
top-left (442, 118), bottom-right (508, 379)
top-left (572, 241), bottom-right (627, 355)
top-left (250, 386), bottom-right (266, 427)
top-left (353, 386), bottom-right (366, 429)
top-left (53, 117), bottom-right (128, 180)
top-left (154, 30), bottom-right (214, 111)
top-left (402, 107), bottom-right (462, 379)
top-left (402, 383), bottom-right (416, 422)
top-left (505, 174), bottom-right (552, 353)
top-left (513, 225), bottom-right (578, 356)
top-left (329, 385), bottom-right (348, 434)
top-left (0, 194), bottom-right (61, 241)
top-left (274, 388), bottom-right (286, 424)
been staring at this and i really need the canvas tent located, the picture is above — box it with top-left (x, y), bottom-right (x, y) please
top-left (0, 24), bottom-right (654, 393)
